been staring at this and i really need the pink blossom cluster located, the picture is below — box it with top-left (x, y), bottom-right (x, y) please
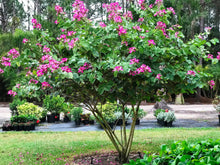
top-left (68, 31), bottom-right (76, 36)
top-left (217, 52), bottom-right (220, 60)
top-left (129, 58), bottom-right (139, 65)
top-left (117, 25), bottom-right (127, 36)
top-left (68, 38), bottom-right (79, 50)
top-left (103, 3), bottom-right (122, 23)
top-left (8, 48), bottom-right (20, 59)
top-left (187, 70), bottom-right (196, 76)
top-left (78, 62), bottom-right (92, 73)
top-left (167, 7), bottom-right (176, 15)
top-left (148, 40), bottom-right (156, 46)
top-left (54, 20), bottom-right (59, 24)
top-left (156, 21), bottom-right (166, 29)
top-left (15, 84), bottom-right (21, 88)
top-left (113, 66), bottom-right (123, 72)
top-left (154, 9), bottom-right (167, 17)
top-left (123, 11), bottom-right (133, 20)
top-left (22, 38), bottom-right (28, 43)
top-left (155, 0), bottom-right (163, 4)
top-left (42, 55), bottom-right (52, 62)
top-left (0, 68), bottom-right (4, 74)
top-left (36, 43), bottom-right (42, 47)
top-left (138, 0), bottom-right (146, 10)
top-left (133, 26), bottom-right (142, 31)
top-left (29, 78), bottom-right (39, 84)
top-left (26, 70), bottom-right (33, 76)
top-left (61, 66), bottom-right (72, 73)
top-left (175, 32), bottom-right (179, 38)
top-left (32, 18), bottom-right (42, 29)
top-left (129, 47), bottom-right (136, 54)
top-left (55, 5), bottom-right (64, 15)
top-left (138, 18), bottom-right (144, 22)
top-left (1, 57), bottom-right (11, 66)
top-left (205, 27), bottom-right (212, 31)
top-left (139, 36), bottom-right (145, 39)
top-left (121, 41), bottom-right (128, 46)
top-left (99, 22), bottom-right (107, 28)
top-left (207, 54), bottom-right (213, 59)
top-left (43, 46), bottom-right (51, 53)
top-left (8, 90), bottom-right (17, 96)
top-left (41, 82), bottom-right (52, 89)
top-left (72, 0), bottom-right (88, 21)
top-left (57, 34), bottom-right (68, 41)
top-left (129, 64), bottom-right (152, 76)
top-left (155, 73), bottom-right (162, 80)
top-left (208, 80), bottom-right (215, 89)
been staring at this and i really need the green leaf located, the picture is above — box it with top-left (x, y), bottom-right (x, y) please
top-left (206, 42), bottom-right (211, 47)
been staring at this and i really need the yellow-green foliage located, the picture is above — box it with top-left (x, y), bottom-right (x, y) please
top-left (17, 102), bottom-right (43, 119)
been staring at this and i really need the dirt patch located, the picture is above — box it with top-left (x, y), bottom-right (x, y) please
top-left (71, 151), bottom-right (141, 165)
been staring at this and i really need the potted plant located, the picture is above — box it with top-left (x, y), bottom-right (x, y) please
top-left (43, 95), bottom-right (65, 123)
top-left (71, 107), bottom-right (83, 126)
top-left (2, 121), bottom-right (12, 131)
top-left (81, 113), bottom-right (90, 125)
top-left (89, 115), bottom-right (95, 125)
top-left (130, 108), bottom-right (147, 125)
top-left (63, 102), bottom-right (74, 122)
top-left (156, 110), bottom-right (176, 127)
top-left (212, 96), bottom-right (220, 125)
top-left (114, 111), bottom-right (130, 126)
top-left (17, 102), bottom-right (44, 121)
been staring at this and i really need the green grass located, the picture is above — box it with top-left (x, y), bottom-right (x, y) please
top-left (0, 127), bottom-right (220, 165)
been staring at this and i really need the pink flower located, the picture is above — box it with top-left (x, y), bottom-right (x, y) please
top-left (1, 57), bottom-right (11, 66)
top-left (7, 48), bottom-right (20, 59)
top-left (68, 38), bottom-right (79, 49)
top-left (78, 66), bottom-right (86, 73)
top-left (155, 0), bottom-right (163, 4)
top-left (41, 82), bottom-right (52, 89)
top-left (29, 78), bottom-right (39, 84)
top-left (208, 80), bottom-right (215, 89)
top-left (175, 32), bottom-right (179, 38)
top-left (67, 31), bottom-right (76, 36)
top-left (138, 18), bottom-right (144, 22)
top-left (123, 11), bottom-right (133, 20)
top-left (139, 36), bottom-right (145, 39)
top-left (217, 52), bottom-right (220, 60)
top-left (187, 70), bottom-right (196, 76)
top-left (154, 9), bottom-right (167, 17)
top-left (72, 0), bottom-right (88, 21)
top-left (121, 41), bottom-right (128, 46)
top-left (0, 68), bottom-right (4, 74)
top-left (36, 24), bottom-right (42, 29)
top-left (138, 0), bottom-right (145, 5)
top-left (113, 66), bottom-right (123, 72)
top-left (55, 5), bottom-right (64, 15)
top-left (99, 22), bottom-right (106, 28)
top-left (149, 4), bottom-right (153, 8)
top-left (61, 66), bottom-right (72, 73)
top-left (117, 25), bottom-right (127, 36)
top-left (136, 64), bottom-right (151, 74)
top-left (61, 29), bottom-right (66, 32)
top-left (114, 16), bottom-right (122, 23)
top-left (15, 84), bottom-right (21, 88)
top-left (205, 27), bottom-right (212, 31)
top-left (129, 58), bottom-right (139, 65)
top-left (167, 7), bottom-right (175, 15)
top-left (26, 70), bottom-right (33, 76)
top-left (61, 58), bottom-right (68, 63)
top-left (54, 20), bottom-right (59, 24)
top-left (36, 43), bottom-right (42, 47)
top-left (43, 46), bottom-right (51, 53)
top-left (8, 90), bottom-right (17, 96)
top-left (129, 47), bottom-right (136, 54)
top-left (148, 40), bottom-right (155, 46)
top-left (23, 38), bottom-right (28, 43)
top-left (156, 74), bottom-right (162, 80)
top-left (156, 21), bottom-right (166, 29)
top-left (207, 54), bottom-right (213, 59)
top-left (133, 26), bottom-right (142, 31)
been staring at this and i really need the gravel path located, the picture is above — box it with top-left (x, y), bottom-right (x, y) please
top-left (0, 103), bottom-right (219, 132)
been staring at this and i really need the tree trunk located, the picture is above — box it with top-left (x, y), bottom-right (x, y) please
top-left (175, 94), bottom-right (185, 105)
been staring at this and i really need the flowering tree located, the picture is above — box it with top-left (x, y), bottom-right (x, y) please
top-left (0, 0), bottom-right (219, 163)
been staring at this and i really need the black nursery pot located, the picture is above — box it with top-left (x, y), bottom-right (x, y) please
top-left (63, 116), bottom-right (70, 122)
top-left (47, 114), bottom-right (56, 123)
top-left (218, 115), bottom-right (220, 125)
top-left (40, 116), bottom-right (46, 123)
top-left (75, 120), bottom-right (81, 126)
top-left (166, 121), bottom-right (173, 127)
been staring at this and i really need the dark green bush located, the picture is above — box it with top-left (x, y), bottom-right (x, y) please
top-left (9, 98), bottom-right (26, 115)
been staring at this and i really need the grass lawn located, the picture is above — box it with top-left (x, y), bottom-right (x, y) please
top-left (0, 127), bottom-right (220, 165)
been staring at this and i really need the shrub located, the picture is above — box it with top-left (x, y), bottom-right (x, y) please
top-left (126, 139), bottom-right (220, 165)
top-left (9, 98), bottom-right (26, 115)
top-left (17, 102), bottom-right (43, 119)
top-left (43, 95), bottom-right (65, 114)
top-left (154, 109), bottom-right (165, 117)
top-left (157, 111), bottom-right (176, 122)
top-left (70, 107), bottom-right (83, 121)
